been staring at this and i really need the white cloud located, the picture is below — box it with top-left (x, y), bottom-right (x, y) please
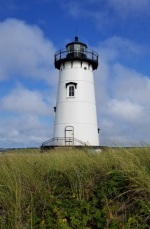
top-left (108, 99), bottom-right (144, 121)
top-left (94, 36), bottom-right (150, 146)
top-left (61, 0), bottom-right (150, 31)
top-left (0, 18), bottom-right (56, 82)
top-left (112, 64), bottom-right (150, 106)
top-left (1, 86), bottom-right (51, 115)
top-left (0, 115), bottom-right (53, 148)
top-left (0, 85), bottom-right (55, 147)
top-left (98, 36), bottom-right (145, 63)
top-left (109, 0), bottom-right (150, 16)
top-left (0, 18), bottom-right (58, 147)
top-left (99, 118), bottom-right (132, 146)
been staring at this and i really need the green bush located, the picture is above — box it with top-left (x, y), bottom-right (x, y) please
top-left (0, 147), bottom-right (150, 228)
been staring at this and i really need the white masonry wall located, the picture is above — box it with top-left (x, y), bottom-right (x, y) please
top-left (53, 60), bottom-right (99, 146)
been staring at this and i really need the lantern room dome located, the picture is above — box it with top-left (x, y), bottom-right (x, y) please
top-left (66, 36), bottom-right (87, 50)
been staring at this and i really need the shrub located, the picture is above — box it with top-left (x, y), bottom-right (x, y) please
top-left (0, 147), bottom-right (150, 228)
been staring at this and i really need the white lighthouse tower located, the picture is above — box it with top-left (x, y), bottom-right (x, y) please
top-left (53, 36), bottom-right (99, 146)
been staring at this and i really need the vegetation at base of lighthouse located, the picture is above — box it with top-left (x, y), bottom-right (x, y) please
top-left (0, 147), bottom-right (150, 228)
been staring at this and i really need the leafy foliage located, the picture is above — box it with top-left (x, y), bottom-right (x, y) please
top-left (0, 147), bottom-right (150, 228)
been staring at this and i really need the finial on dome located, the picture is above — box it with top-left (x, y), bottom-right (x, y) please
top-left (75, 36), bottom-right (78, 41)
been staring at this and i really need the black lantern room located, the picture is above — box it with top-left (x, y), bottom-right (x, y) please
top-left (54, 36), bottom-right (98, 70)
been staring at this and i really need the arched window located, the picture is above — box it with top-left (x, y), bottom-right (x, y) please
top-left (66, 82), bottom-right (77, 97)
top-left (69, 85), bottom-right (75, 97)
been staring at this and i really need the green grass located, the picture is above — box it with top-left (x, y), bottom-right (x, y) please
top-left (0, 147), bottom-right (150, 228)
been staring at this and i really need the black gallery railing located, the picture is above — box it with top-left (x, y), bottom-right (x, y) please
top-left (55, 49), bottom-right (98, 69)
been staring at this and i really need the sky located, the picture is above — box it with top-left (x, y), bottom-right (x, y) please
top-left (0, 0), bottom-right (150, 148)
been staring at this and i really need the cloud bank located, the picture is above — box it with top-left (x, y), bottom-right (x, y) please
top-left (95, 37), bottom-right (150, 145)
top-left (61, 0), bottom-right (150, 31)
top-left (0, 18), bottom-right (150, 147)
top-left (0, 19), bottom-right (56, 147)
top-left (0, 18), bottom-right (55, 82)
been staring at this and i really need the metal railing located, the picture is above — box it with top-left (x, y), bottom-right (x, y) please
top-left (41, 137), bottom-right (86, 148)
top-left (54, 49), bottom-right (98, 70)
top-left (55, 49), bottom-right (98, 61)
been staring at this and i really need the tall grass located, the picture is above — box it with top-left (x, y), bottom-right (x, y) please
top-left (0, 147), bottom-right (150, 228)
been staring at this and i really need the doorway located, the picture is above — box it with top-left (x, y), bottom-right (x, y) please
top-left (65, 126), bottom-right (74, 145)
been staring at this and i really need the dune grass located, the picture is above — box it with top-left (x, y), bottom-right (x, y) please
top-left (0, 147), bottom-right (150, 228)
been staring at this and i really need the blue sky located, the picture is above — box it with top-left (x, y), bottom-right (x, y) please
top-left (0, 0), bottom-right (150, 147)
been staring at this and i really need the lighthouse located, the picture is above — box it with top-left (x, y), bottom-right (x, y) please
top-left (53, 36), bottom-right (99, 146)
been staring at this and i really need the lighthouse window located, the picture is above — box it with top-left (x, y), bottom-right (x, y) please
top-left (69, 85), bottom-right (75, 97)
top-left (67, 45), bottom-right (74, 53)
top-left (81, 45), bottom-right (86, 53)
top-left (66, 82), bottom-right (77, 97)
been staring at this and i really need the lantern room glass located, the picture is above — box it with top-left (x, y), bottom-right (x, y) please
top-left (67, 44), bottom-right (86, 54)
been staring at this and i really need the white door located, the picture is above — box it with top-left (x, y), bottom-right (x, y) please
top-left (65, 126), bottom-right (74, 145)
